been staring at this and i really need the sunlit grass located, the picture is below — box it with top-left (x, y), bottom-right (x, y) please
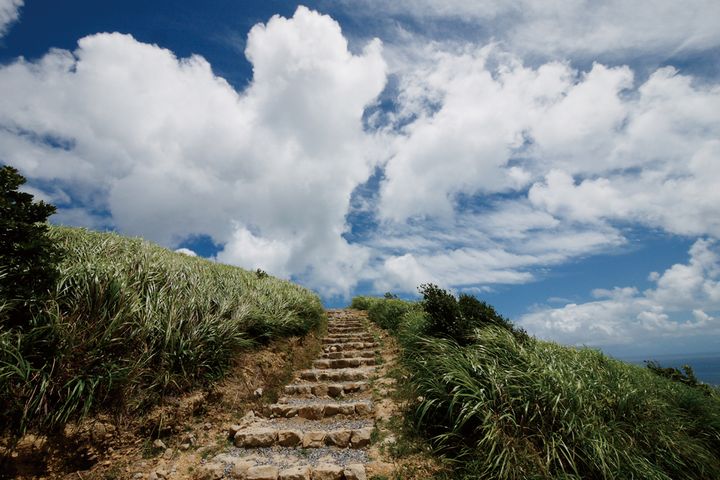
top-left (355, 296), bottom-right (720, 479)
top-left (0, 226), bottom-right (323, 435)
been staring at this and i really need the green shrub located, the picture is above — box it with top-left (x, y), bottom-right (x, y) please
top-left (368, 298), bottom-right (414, 332)
top-left (350, 296), bottom-right (382, 310)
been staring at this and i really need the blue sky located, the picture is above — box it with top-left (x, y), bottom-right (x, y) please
top-left (2, 1), bottom-right (720, 357)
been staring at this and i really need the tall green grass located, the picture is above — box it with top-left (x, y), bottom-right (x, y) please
top-left (0, 226), bottom-right (323, 435)
top-left (355, 295), bottom-right (720, 479)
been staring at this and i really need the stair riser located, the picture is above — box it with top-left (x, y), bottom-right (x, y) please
top-left (269, 402), bottom-right (373, 419)
top-left (322, 350), bottom-right (375, 359)
top-left (283, 382), bottom-right (369, 397)
top-left (234, 427), bottom-right (372, 449)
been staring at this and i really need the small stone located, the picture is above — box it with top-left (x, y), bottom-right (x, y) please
top-left (204, 422), bottom-right (213, 430)
top-left (343, 464), bottom-right (367, 480)
top-left (326, 384), bottom-right (343, 397)
top-left (148, 473), bottom-right (159, 480)
top-left (162, 448), bottom-right (173, 459)
top-left (156, 469), bottom-right (169, 479)
top-left (234, 428), bottom-right (277, 447)
top-left (230, 460), bottom-right (255, 477)
top-left (254, 387), bottom-right (264, 398)
top-left (330, 346), bottom-right (337, 352)
top-left (311, 384), bottom-right (329, 397)
top-left (350, 428), bottom-right (372, 448)
top-left (311, 463), bottom-right (343, 480)
top-left (302, 431), bottom-right (326, 448)
top-left (279, 465), bottom-right (311, 480)
top-left (198, 462), bottom-right (224, 480)
top-left (298, 404), bottom-right (323, 420)
top-left (355, 402), bottom-right (372, 416)
top-left (324, 429), bottom-right (351, 447)
top-left (152, 439), bottom-right (166, 450)
top-left (132, 474), bottom-right (144, 480)
top-left (278, 429), bottom-right (302, 447)
top-left (246, 465), bottom-right (279, 480)
top-left (179, 443), bottom-right (190, 450)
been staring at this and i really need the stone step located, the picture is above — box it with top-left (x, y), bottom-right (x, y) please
top-left (313, 358), bottom-right (376, 369)
top-left (323, 342), bottom-right (378, 352)
top-left (232, 419), bottom-right (373, 449)
top-left (204, 448), bottom-right (371, 480)
top-left (268, 399), bottom-right (373, 419)
top-left (321, 350), bottom-right (375, 359)
top-left (297, 367), bottom-right (375, 382)
top-left (325, 332), bottom-right (373, 338)
top-left (283, 381), bottom-right (370, 398)
top-left (324, 337), bottom-right (375, 344)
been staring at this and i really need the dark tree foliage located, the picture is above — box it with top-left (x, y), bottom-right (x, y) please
top-left (0, 165), bottom-right (61, 328)
top-left (645, 361), bottom-right (713, 395)
top-left (419, 283), bottom-right (470, 344)
top-left (419, 283), bottom-right (529, 345)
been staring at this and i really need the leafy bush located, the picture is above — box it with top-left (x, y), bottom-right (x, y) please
top-left (368, 298), bottom-right (414, 332)
top-left (0, 226), bottom-right (323, 435)
top-left (0, 165), bottom-right (62, 327)
top-left (403, 328), bottom-right (720, 479)
top-left (350, 296), bottom-right (382, 310)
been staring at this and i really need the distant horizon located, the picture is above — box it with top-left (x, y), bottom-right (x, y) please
top-left (2, 0), bottom-right (719, 357)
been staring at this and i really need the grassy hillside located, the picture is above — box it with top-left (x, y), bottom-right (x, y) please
top-left (354, 294), bottom-right (720, 479)
top-left (0, 226), bottom-right (323, 435)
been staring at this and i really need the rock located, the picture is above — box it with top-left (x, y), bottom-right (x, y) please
top-left (365, 462), bottom-right (393, 478)
top-left (355, 402), bottom-right (372, 416)
top-left (240, 410), bottom-right (256, 427)
top-left (132, 474), bottom-right (144, 480)
top-left (162, 447), bottom-right (173, 459)
top-left (254, 388), bottom-right (264, 398)
top-left (278, 429), bottom-right (302, 447)
top-left (197, 462), bottom-right (225, 480)
top-left (234, 428), bottom-right (277, 447)
top-left (311, 463), bottom-right (343, 480)
top-left (337, 404), bottom-right (355, 416)
top-left (230, 460), bottom-right (255, 477)
top-left (324, 429), bottom-right (351, 447)
top-left (155, 469), bottom-right (169, 479)
top-left (311, 384), bottom-right (329, 397)
top-left (350, 427), bottom-right (372, 448)
top-left (323, 404), bottom-right (339, 417)
top-left (326, 384), bottom-right (343, 397)
top-left (148, 473), bottom-right (159, 480)
top-left (279, 465), bottom-right (311, 480)
top-left (298, 404), bottom-right (323, 420)
top-left (152, 439), bottom-right (166, 450)
top-left (204, 422), bottom-right (213, 430)
top-left (246, 465), bottom-right (279, 480)
top-left (179, 443), bottom-right (190, 450)
top-left (343, 464), bottom-right (367, 480)
top-left (302, 431), bottom-right (325, 448)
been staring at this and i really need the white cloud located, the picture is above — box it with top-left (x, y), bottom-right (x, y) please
top-left (0, 6), bottom-right (386, 296)
top-left (341, 0), bottom-right (720, 58)
top-left (520, 240), bottom-right (720, 347)
top-left (175, 247), bottom-right (197, 257)
top-left (0, 0), bottom-right (22, 38)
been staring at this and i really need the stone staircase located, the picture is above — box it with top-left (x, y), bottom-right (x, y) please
top-left (200, 310), bottom-right (387, 480)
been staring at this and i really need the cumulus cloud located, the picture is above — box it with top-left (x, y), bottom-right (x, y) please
top-left (0, 6), bottom-right (386, 296)
top-left (0, 0), bottom-right (22, 37)
top-left (520, 239), bottom-right (720, 347)
top-left (175, 247), bottom-right (197, 257)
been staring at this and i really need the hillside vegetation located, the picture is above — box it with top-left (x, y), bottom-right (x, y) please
top-left (353, 291), bottom-right (720, 479)
top-left (0, 225), bottom-right (323, 435)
